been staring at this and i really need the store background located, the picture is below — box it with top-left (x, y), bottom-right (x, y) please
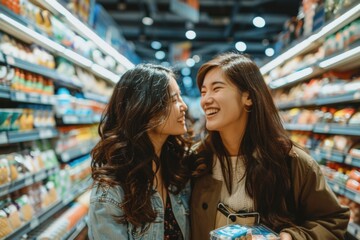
top-left (0, 0), bottom-right (359, 239)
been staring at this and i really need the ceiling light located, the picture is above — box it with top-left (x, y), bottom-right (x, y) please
top-left (181, 67), bottom-right (191, 76)
top-left (142, 17), bottom-right (153, 26)
top-left (151, 41), bottom-right (162, 50)
top-left (265, 48), bottom-right (275, 57)
top-left (155, 51), bottom-right (166, 60)
top-left (235, 41), bottom-right (247, 52)
top-left (186, 58), bottom-right (196, 67)
top-left (185, 30), bottom-right (196, 40)
top-left (253, 16), bottom-right (266, 28)
top-left (192, 55), bottom-right (200, 63)
top-left (182, 76), bottom-right (193, 88)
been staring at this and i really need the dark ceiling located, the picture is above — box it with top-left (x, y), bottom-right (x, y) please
top-left (97, 0), bottom-right (301, 64)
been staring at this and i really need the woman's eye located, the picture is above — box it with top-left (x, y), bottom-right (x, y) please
top-left (200, 91), bottom-right (206, 96)
top-left (214, 87), bottom-right (221, 92)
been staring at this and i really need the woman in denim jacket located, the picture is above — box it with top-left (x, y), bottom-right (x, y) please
top-left (88, 64), bottom-right (192, 240)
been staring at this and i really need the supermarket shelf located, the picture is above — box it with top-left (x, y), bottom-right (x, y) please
top-left (344, 156), bottom-right (360, 168)
top-left (0, 166), bottom-right (59, 198)
top-left (10, 90), bottom-right (56, 105)
top-left (313, 123), bottom-right (360, 136)
top-left (277, 91), bottom-right (360, 110)
top-left (83, 91), bottom-right (109, 103)
top-left (5, 55), bottom-right (82, 90)
top-left (0, 9), bottom-right (120, 84)
top-left (327, 178), bottom-right (347, 196)
top-left (260, 3), bottom-right (360, 75)
top-left (56, 114), bottom-right (101, 125)
top-left (0, 128), bottom-right (59, 145)
top-left (269, 42), bottom-right (360, 89)
top-left (283, 123), bottom-right (314, 131)
top-left (58, 139), bottom-right (97, 162)
top-left (311, 148), bottom-right (344, 163)
top-left (2, 178), bottom-right (91, 240)
top-left (316, 91), bottom-right (360, 106)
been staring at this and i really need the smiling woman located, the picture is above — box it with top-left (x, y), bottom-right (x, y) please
top-left (88, 63), bottom-right (193, 240)
top-left (191, 52), bottom-right (350, 240)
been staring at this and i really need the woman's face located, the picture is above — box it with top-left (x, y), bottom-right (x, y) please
top-left (151, 77), bottom-right (188, 137)
top-left (200, 67), bottom-right (252, 133)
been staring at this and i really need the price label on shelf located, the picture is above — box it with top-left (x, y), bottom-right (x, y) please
top-left (63, 115), bottom-right (78, 124)
top-left (333, 184), bottom-right (340, 193)
top-left (354, 91), bottom-right (360, 100)
top-left (326, 151), bottom-right (332, 159)
top-left (15, 92), bottom-right (26, 101)
top-left (323, 124), bottom-right (330, 133)
top-left (6, 56), bottom-right (15, 65)
top-left (0, 132), bottom-right (8, 144)
top-left (39, 129), bottom-right (53, 139)
top-left (345, 155), bottom-right (353, 165)
top-left (40, 95), bottom-right (49, 104)
top-left (30, 217), bottom-right (39, 229)
top-left (34, 171), bottom-right (47, 182)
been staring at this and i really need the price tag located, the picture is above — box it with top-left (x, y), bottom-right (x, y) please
top-left (28, 93), bottom-right (39, 103)
top-left (0, 132), bottom-right (8, 144)
top-left (15, 92), bottom-right (26, 101)
top-left (326, 151), bottom-right (332, 159)
top-left (6, 56), bottom-right (15, 65)
top-left (30, 217), bottom-right (39, 229)
top-left (80, 147), bottom-right (88, 155)
top-left (323, 124), bottom-right (330, 133)
top-left (63, 115), bottom-right (78, 124)
top-left (48, 96), bottom-right (56, 105)
top-left (354, 91), bottom-right (360, 100)
top-left (40, 95), bottom-right (49, 104)
top-left (333, 184), bottom-right (340, 192)
top-left (345, 155), bottom-right (353, 165)
top-left (39, 129), bottom-right (53, 139)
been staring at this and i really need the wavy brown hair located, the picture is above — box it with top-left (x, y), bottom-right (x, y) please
top-left (193, 52), bottom-right (294, 231)
top-left (91, 64), bottom-right (192, 228)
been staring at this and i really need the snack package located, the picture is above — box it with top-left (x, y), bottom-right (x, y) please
top-left (210, 224), bottom-right (279, 240)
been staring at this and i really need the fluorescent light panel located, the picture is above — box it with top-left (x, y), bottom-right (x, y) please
top-left (260, 3), bottom-right (360, 75)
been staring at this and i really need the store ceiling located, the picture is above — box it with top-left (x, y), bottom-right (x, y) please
top-left (97, 0), bottom-right (301, 67)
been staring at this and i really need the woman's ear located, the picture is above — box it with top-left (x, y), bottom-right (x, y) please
top-left (243, 92), bottom-right (253, 107)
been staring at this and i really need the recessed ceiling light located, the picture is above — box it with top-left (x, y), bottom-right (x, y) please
top-left (186, 58), bottom-right (196, 67)
top-left (151, 41), bottom-right (162, 49)
top-left (253, 16), bottom-right (265, 28)
top-left (142, 17), bottom-right (153, 26)
top-left (155, 50), bottom-right (165, 60)
top-left (235, 41), bottom-right (247, 52)
top-left (185, 30), bottom-right (196, 40)
top-left (265, 48), bottom-right (275, 57)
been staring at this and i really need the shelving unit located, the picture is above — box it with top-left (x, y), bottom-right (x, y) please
top-left (0, 0), bottom-right (129, 238)
top-left (264, 3), bottom-right (360, 239)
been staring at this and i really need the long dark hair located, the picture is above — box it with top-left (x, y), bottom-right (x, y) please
top-left (194, 53), bottom-right (294, 230)
top-left (91, 64), bottom-right (192, 228)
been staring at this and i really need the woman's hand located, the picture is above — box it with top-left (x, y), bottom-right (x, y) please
top-left (279, 232), bottom-right (292, 240)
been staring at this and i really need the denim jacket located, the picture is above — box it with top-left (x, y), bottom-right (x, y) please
top-left (88, 182), bottom-right (191, 240)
